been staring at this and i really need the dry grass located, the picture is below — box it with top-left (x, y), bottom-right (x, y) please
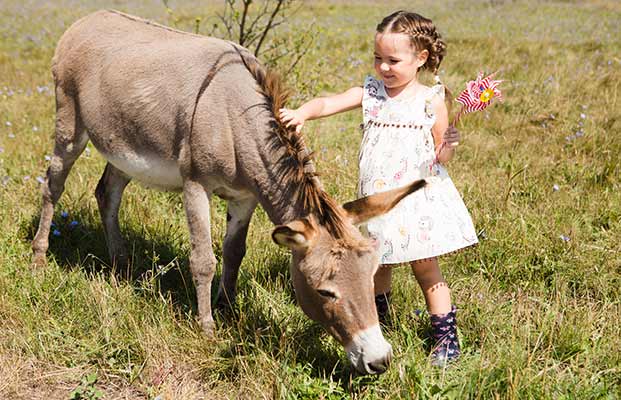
top-left (1, 0), bottom-right (620, 398)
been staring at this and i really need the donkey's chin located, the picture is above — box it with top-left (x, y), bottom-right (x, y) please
top-left (345, 324), bottom-right (393, 375)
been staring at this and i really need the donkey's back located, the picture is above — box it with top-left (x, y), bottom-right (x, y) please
top-left (53, 10), bottom-right (259, 190)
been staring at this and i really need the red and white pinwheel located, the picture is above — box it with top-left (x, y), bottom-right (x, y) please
top-left (433, 72), bottom-right (503, 166)
top-left (454, 71), bottom-right (503, 119)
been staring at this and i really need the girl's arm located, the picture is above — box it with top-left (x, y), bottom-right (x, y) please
top-left (280, 86), bottom-right (363, 132)
top-left (431, 96), bottom-right (459, 164)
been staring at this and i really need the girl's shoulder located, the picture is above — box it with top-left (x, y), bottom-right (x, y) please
top-left (417, 84), bottom-right (445, 101)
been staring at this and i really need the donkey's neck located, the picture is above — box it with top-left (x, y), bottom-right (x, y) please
top-left (246, 146), bottom-right (313, 226)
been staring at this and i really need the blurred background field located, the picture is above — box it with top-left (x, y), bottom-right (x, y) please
top-left (0, 0), bottom-right (619, 398)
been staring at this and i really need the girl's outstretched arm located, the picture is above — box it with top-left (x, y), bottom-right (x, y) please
top-left (279, 86), bottom-right (363, 133)
top-left (431, 96), bottom-right (459, 164)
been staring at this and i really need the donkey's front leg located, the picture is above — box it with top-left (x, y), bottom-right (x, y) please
top-left (183, 180), bottom-right (217, 335)
top-left (214, 197), bottom-right (257, 312)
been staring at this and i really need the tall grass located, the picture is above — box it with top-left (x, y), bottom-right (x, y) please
top-left (1, 0), bottom-right (619, 398)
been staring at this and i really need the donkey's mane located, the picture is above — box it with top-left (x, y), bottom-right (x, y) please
top-left (233, 47), bottom-right (349, 239)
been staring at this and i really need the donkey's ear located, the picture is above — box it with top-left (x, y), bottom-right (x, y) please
top-left (272, 218), bottom-right (316, 252)
top-left (342, 179), bottom-right (426, 225)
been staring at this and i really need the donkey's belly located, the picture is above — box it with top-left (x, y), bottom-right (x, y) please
top-left (103, 151), bottom-right (183, 190)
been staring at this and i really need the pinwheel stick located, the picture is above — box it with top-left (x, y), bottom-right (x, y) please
top-left (451, 107), bottom-right (466, 129)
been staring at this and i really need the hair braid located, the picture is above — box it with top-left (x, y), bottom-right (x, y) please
top-left (376, 10), bottom-right (452, 111)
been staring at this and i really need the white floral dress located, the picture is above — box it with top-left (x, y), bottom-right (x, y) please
top-left (358, 75), bottom-right (478, 264)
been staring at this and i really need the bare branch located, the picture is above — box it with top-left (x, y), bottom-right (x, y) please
top-left (285, 40), bottom-right (313, 75)
top-left (238, 0), bottom-right (252, 46)
top-left (216, 0), bottom-right (235, 39)
top-left (254, 0), bottom-right (285, 57)
top-left (245, 0), bottom-right (271, 43)
top-left (181, 0), bottom-right (315, 74)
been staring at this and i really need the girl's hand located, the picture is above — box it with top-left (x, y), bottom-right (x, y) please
top-left (279, 108), bottom-right (306, 133)
top-left (443, 126), bottom-right (460, 147)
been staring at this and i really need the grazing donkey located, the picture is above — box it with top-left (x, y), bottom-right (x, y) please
top-left (31, 10), bottom-right (426, 375)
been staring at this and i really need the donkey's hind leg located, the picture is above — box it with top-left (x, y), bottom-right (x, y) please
top-left (215, 196), bottom-right (257, 313)
top-left (95, 163), bottom-right (131, 271)
top-left (32, 85), bottom-right (88, 266)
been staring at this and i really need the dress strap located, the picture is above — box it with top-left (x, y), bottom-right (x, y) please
top-left (429, 84), bottom-right (445, 100)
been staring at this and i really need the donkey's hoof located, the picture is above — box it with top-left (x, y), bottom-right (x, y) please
top-left (32, 253), bottom-right (47, 268)
top-left (200, 318), bottom-right (216, 337)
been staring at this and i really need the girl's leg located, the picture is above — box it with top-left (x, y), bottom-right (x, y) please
top-left (410, 258), bottom-right (460, 366)
top-left (374, 265), bottom-right (392, 324)
top-left (374, 264), bottom-right (392, 295)
top-left (410, 258), bottom-right (451, 314)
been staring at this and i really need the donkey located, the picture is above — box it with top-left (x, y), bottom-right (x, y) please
top-left (31, 10), bottom-right (426, 375)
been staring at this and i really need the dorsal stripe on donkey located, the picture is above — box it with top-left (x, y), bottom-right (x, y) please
top-left (231, 45), bottom-right (349, 239)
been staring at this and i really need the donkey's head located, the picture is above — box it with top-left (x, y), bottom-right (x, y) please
top-left (273, 179), bottom-right (425, 375)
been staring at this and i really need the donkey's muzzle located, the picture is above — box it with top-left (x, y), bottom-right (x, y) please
top-left (366, 352), bottom-right (391, 374)
top-left (346, 324), bottom-right (393, 375)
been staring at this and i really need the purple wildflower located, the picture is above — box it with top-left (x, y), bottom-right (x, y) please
top-left (69, 220), bottom-right (79, 229)
top-left (553, 184), bottom-right (560, 192)
top-left (560, 235), bottom-right (571, 242)
top-left (36, 176), bottom-right (45, 184)
top-left (61, 211), bottom-right (69, 218)
top-left (52, 229), bottom-right (61, 237)
top-left (44, 155), bottom-right (51, 161)
top-left (8, 133), bottom-right (15, 139)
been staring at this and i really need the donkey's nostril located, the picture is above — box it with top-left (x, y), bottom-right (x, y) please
top-left (367, 358), bottom-right (389, 374)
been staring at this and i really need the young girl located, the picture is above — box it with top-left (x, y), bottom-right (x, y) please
top-left (280, 10), bottom-right (478, 366)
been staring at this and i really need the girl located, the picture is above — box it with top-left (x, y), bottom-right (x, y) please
top-left (280, 10), bottom-right (478, 366)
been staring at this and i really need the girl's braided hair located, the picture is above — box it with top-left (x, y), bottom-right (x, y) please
top-left (376, 11), bottom-right (447, 76)
top-left (376, 11), bottom-right (452, 111)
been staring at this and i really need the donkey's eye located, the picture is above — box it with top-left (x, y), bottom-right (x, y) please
top-left (317, 289), bottom-right (338, 300)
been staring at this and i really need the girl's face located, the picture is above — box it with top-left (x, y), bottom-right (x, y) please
top-left (374, 32), bottom-right (428, 92)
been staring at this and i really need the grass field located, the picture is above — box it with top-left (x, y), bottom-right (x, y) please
top-left (1, 0), bottom-right (620, 398)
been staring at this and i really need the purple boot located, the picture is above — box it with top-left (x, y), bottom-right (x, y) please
top-left (429, 305), bottom-right (461, 367)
